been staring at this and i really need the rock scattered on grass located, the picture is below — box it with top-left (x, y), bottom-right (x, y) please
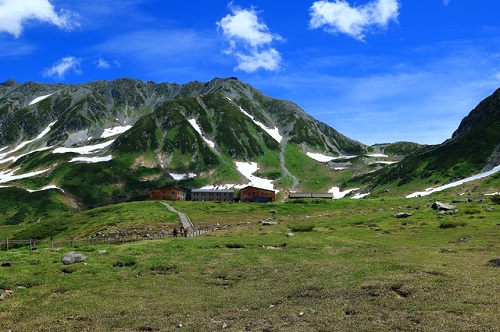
top-left (432, 201), bottom-right (457, 211)
top-left (487, 258), bottom-right (500, 267)
top-left (61, 252), bottom-right (87, 265)
top-left (1, 262), bottom-right (15, 267)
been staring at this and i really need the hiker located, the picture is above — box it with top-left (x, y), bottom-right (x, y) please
top-left (180, 226), bottom-right (184, 234)
top-left (173, 228), bottom-right (178, 237)
top-left (183, 228), bottom-right (188, 237)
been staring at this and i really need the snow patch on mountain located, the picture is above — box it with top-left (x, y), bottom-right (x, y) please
top-left (406, 164), bottom-right (500, 198)
top-left (329, 186), bottom-right (359, 198)
top-left (236, 161), bottom-right (275, 191)
top-left (29, 93), bottom-right (53, 105)
top-left (53, 140), bottom-right (114, 155)
top-left (69, 155), bottom-right (113, 163)
top-left (101, 126), bottom-right (132, 138)
top-left (307, 152), bottom-right (357, 162)
top-left (188, 119), bottom-right (215, 148)
top-left (0, 167), bottom-right (51, 184)
top-left (237, 106), bottom-right (282, 143)
top-left (27, 185), bottom-right (65, 193)
top-left (170, 173), bottom-right (196, 180)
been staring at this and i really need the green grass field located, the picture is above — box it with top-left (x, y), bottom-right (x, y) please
top-left (0, 196), bottom-right (498, 331)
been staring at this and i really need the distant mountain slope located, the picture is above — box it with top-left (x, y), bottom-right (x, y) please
top-left (0, 77), bottom-right (367, 214)
top-left (346, 87), bottom-right (500, 196)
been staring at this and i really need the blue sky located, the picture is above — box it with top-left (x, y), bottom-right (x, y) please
top-left (1, 0), bottom-right (499, 145)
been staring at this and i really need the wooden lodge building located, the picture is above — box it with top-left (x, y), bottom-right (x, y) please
top-left (239, 186), bottom-right (275, 203)
top-left (149, 186), bottom-right (186, 201)
top-left (149, 185), bottom-right (275, 203)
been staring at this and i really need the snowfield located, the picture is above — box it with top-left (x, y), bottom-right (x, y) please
top-left (101, 125), bottom-right (132, 138)
top-left (69, 155), bottom-right (113, 163)
top-left (170, 173), bottom-right (197, 180)
top-left (0, 168), bottom-right (51, 184)
top-left (28, 93), bottom-right (53, 105)
top-left (406, 164), bottom-right (500, 198)
top-left (53, 140), bottom-right (115, 155)
top-left (306, 152), bottom-right (357, 162)
top-left (188, 119), bottom-right (216, 148)
top-left (237, 106), bottom-right (282, 143)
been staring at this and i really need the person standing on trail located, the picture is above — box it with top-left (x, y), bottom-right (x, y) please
top-left (173, 228), bottom-right (178, 237)
top-left (183, 228), bottom-right (188, 237)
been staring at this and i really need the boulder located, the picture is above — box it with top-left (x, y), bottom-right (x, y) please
top-left (1, 262), bottom-right (15, 267)
top-left (61, 252), bottom-right (87, 265)
top-left (394, 212), bottom-right (412, 218)
top-left (261, 221), bottom-right (278, 226)
top-left (432, 201), bottom-right (457, 211)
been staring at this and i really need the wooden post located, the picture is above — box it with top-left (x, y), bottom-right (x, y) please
top-left (6, 238), bottom-right (9, 251)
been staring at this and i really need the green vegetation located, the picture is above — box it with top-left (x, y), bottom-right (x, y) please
top-left (0, 187), bottom-right (69, 225)
top-left (0, 196), bottom-right (498, 331)
top-left (284, 143), bottom-right (342, 192)
top-left (10, 201), bottom-right (178, 240)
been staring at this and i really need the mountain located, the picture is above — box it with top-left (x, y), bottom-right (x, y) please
top-left (346, 87), bottom-right (500, 196)
top-left (0, 77), bottom-right (367, 215)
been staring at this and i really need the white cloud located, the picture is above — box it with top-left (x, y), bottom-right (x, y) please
top-left (43, 56), bottom-right (81, 79)
top-left (235, 48), bottom-right (282, 72)
top-left (309, 0), bottom-right (399, 41)
top-left (0, 0), bottom-right (78, 38)
top-left (217, 4), bottom-right (283, 73)
top-left (97, 57), bottom-right (110, 69)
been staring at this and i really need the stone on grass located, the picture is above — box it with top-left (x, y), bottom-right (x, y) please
top-left (394, 212), bottom-right (412, 218)
top-left (487, 258), bottom-right (500, 267)
top-left (432, 201), bottom-right (457, 211)
top-left (61, 252), bottom-right (87, 265)
top-left (1, 262), bottom-right (15, 267)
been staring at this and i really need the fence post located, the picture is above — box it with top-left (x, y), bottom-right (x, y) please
top-left (6, 238), bottom-right (9, 251)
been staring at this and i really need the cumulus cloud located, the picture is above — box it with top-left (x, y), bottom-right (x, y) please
top-left (309, 0), bottom-right (399, 41)
top-left (43, 56), bottom-right (81, 79)
top-left (0, 0), bottom-right (78, 38)
top-left (217, 4), bottom-right (283, 72)
top-left (97, 57), bottom-right (110, 69)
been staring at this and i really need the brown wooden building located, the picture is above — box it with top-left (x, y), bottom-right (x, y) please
top-left (239, 186), bottom-right (275, 203)
top-left (149, 186), bottom-right (186, 201)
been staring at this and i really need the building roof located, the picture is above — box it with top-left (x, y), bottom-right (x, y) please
top-left (191, 189), bottom-right (234, 193)
top-left (239, 185), bottom-right (275, 193)
top-left (151, 186), bottom-right (186, 192)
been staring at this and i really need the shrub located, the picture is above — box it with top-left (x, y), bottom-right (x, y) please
top-left (290, 223), bottom-right (315, 232)
top-left (223, 243), bottom-right (245, 249)
top-left (439, 222), bottom-right (466, 229)
top-left (113, 256), bottom-right (137, 267)
top-left (490, 195), bottom-right (500, 205)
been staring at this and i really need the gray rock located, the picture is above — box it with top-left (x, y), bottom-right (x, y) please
top-left (487, 258), bottom-right (500, 267)
top-left (1, 262), bottom-right (15, 267)
top-left (394, 212), bottom-right (412, 218)
top-left (61, 252), bottom-right (87, 265)
top-left (261, 221), bottom-right (278, 226)
top-left (432, 201), bottom-right (457, 211)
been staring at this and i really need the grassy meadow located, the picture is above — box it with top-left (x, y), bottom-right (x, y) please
top-left (0, 195), bottom-right (499, 331)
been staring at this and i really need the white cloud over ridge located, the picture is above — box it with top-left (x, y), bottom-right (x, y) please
top-left (217, 4), bottom-right (283, 73)
top-left (309, 0), bottom-right (399, 41)
top-left (0, 0), bottom-right (78, 38)
top-left (43, 56), bottom-right (81, 79)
